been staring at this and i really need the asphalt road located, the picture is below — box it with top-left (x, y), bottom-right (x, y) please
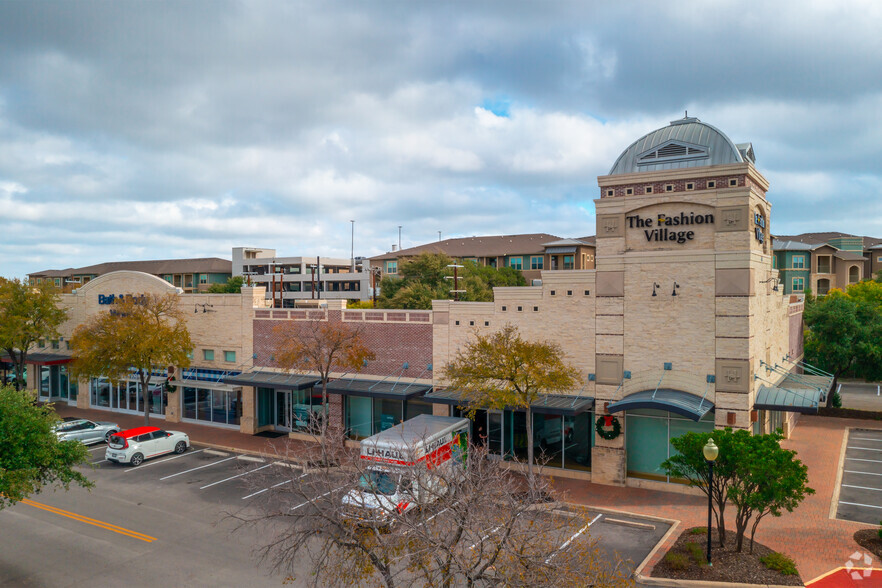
top-left (838, 382), bottom-right (882, 411)
top-left (0, 443), bottom-right (669, 586)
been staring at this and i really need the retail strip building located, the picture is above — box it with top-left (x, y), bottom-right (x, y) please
top-left (19, 117), bottom-right (830, 490)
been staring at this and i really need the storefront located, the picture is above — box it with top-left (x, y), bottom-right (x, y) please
top-left (89, 372), bottom-right (167, 416)
top-left (222, 371), bottom-right (322, 433)
top-left (425, 391), bottom-right (594, 473)
top-left (327, 378), bottom-right (433, 440)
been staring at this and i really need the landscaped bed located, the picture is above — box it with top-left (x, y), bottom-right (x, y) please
top-left (650, 526), bottom-right (802, 585)
top-left (854, 528), bottom-right (882, 558)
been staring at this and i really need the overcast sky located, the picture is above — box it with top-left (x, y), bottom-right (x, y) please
top-left (1, 1), bottom-right (881, 278)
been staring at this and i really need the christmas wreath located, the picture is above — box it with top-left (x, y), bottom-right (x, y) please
top-left (595, 414), bottom-right (621, 440)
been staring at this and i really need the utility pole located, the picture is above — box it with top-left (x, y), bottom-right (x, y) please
top-left (445, 263), bottom-right (465, 302)
top-left (350, 220), bottom-right (355, 272)
top-left (317, 255), bottom-right (322, 300)
top-left (398, 225), bottom-right (402, 251)
top-left (438, 230), bottom-right (441, 241)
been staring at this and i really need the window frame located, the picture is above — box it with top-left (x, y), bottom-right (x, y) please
top-left (792, 277), bottom-right (805, 292)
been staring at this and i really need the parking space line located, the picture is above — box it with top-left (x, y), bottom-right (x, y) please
top-left (160, 456), bottom-right (237, 480)
top-left (546, 513), bottom-right (603, 563)
top-left (21, 498), bottom-right (157, 543)
top-left (839, 500), bottom-right (882, 510)
top-left (845, 470), bottom-right (882, 476)
top-left (405, 504), bottom-right (455, 535)
top-left (242, 473), bottom-right (306, 499)
top-left (92, 459), bottom-right (109, 465)
top-left (290, 485), bottom-right (345, 511)
top-left (124, 449), bottom-right (204, 472)
top-left (200, 464), bottom-right (273, 490)
top-left (843, 484), bottom-right (882, 492)
top-left (846, 458), bottom-right (882, 464)
top-left (847, 446), bottom-right (882, 452)
top-left (853, 437), bottom-right (882, 442)
top-left (88, 446), bottom-right (106, 453)
top-left (469, 526), bottom-right (502, 550)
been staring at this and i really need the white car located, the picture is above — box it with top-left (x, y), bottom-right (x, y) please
top-left (54, 418), bottom-right (120, 445)
top-left (105, 426), bottom-right (190, 466)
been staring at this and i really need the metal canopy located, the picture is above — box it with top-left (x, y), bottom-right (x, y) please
top-left (221, 371), bottom-right (321, 390)
top-left (325, 378), bottom-right (431, 400)
top-left (0, 352), bottom-right (73, 365)
top-left (544, 246), bottom-right (578, 254)
top-left (754, 385), bottom-right (821, 414)
top-left (175, 378), bottom-right (241, 392)
top-left (606, 388), bottom-right (714, 422)
top-left (422, 389), bottom-right (594, 416)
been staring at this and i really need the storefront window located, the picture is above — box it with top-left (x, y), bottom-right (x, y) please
top-left (373, 398), bottom-right (403, 432)
top-left (91, 378), bottom-right (112, 407)
top-left (625, 409), bottom-right (715, 482)
top-left (347, 396), bottom-right (373, 439)
top-left (405, 398), bottom-right (434, 421)
top-left (40, 366), bottom-right (50, 398)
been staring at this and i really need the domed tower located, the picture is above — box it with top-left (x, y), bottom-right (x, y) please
top-left (591, 116), bottom-right (790, 486)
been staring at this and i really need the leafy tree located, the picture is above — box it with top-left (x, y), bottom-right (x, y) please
top-left (378, 253), bottom-right (526, 309)
top-left (441, 325), bottom-right (581, 479)
top-left (272, 319), bottom-right (375, 456)
top-left (206, 276), bottom-right (245, 293)
top-left (0, 278), bottom-right (68, 391)
top-left (662, 428), bottom-right (813, 552)
top-left (0, 385), bottom-right (92, 508)
top-left (804, 283), bottom-right (882, 386)
top-left (70, 293), bottom-right (192, 425)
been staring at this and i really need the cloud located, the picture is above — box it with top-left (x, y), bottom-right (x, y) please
top-left (0, 1), bottom-right (879, 277)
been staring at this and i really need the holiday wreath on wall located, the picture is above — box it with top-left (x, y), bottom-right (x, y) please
top-left (595, 414), bottom-right (622, 440)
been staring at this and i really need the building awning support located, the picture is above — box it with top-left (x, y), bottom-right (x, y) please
top-left (762, 360), bottom-right (833, 404)
top-left (606, 387), bottom-right (715, 422)
top-left (422, 389), bottom-right (594, 416)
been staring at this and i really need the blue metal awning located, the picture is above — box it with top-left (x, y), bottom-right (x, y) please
top-left (606, 388), bottom-right (714, 421)
top-left (754, 384), bottom-right (823, 414)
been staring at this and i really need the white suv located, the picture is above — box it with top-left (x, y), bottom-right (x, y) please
top-left (106, 426), bottom-right (190, 466)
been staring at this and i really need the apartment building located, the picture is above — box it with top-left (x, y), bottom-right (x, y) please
top-left (773, 232), bottom-right (882, 294)
top-left (28, 258), bottom-right (232, 293)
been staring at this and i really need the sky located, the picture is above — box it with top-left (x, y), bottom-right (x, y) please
top-left (2, 0), bottom-right (881, 278)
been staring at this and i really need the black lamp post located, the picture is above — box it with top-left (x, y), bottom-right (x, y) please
top-left (703, 437), bottom-right (719, 565)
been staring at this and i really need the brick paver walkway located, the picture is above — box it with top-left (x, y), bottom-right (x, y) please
top-left (53, 405), bottom-right (881, 583)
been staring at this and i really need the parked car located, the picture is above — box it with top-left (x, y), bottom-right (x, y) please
top-left (54, 418), bottom-right (120, 445)
top-left (105, 426), bottom-right (190, 466)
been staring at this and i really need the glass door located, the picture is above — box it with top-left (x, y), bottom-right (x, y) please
top-left (275, 390), bottom-right (292, 431)
top-left (488, 411), bottom-right (503, 457)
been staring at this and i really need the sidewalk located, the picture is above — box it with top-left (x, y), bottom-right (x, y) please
top-left (53, 404), bottom-right (880, 583)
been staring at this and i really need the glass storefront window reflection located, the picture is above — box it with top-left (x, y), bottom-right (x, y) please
top-left (181, 386), bottom-right (241, 426)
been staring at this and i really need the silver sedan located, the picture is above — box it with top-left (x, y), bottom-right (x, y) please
top-left (55, 418), bottom-right (120, 445)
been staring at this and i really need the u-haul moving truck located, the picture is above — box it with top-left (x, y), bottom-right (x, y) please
top-left (342, 414), bottom-right (469, 525)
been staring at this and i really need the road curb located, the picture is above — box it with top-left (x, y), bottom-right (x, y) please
top-left (635, 577), bottom-right (802, 588)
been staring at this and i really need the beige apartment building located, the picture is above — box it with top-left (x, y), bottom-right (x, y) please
top-left (29, 258), bottom-right (232, 293)
top-left (369, 233), bottom-right (596, 284)
top-left (429, 117), bottom-right (830, 489)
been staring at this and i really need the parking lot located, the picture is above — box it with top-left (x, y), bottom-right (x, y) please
top-left (1, 441), bottom-right (669, 586)
top-left (835, 428), bottom-right (882, 525)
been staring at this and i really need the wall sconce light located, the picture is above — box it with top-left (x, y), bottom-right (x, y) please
top-left (652, 282), bottom-right (660, 297)
top-left (760, 277), bottom-right (780, 292)
top-left (672, 282), bottom-right (680, 296)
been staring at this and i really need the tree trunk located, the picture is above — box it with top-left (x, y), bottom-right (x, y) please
top-left (827, 373), bottom-right (840, 408)
top-left (715, 496), bottom-right (727, 547)
top-left (140, 369), bottom-right (151, 426)
top-left (320, 379), bottom-right (329, 465)
top-left (526, 406), bottom-right (534, 481)
top-left (9, 349), bottom-right (25, 392)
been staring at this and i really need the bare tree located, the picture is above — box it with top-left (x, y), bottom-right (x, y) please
top-left (234, 439), bottom-right (633, 587)
top-left (272, 318), bottom-right (375, 460)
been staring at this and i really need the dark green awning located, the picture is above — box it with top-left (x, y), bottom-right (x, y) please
top-left (606, 389), bottom-right (714, 422)
top-left (325, 378), bottom-right (431, 400)
top-left (754, 385), bottom-right (821, 414)
top-left (423, 389), bottom-right (594, 416)
top-left (221, 371), bottom-right (321, 390)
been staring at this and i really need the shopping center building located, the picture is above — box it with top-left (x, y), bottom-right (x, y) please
top-left (16, 116), bottom-right (831, 490)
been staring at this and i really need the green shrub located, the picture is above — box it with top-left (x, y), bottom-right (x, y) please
top-left (832, 391), bottom-right (843, 408)
top-left (877, 520), bottom-right (882, 540)
top-left (684, 541), bottom-right (705, 565)
top-left (664, 551), bottom-right (690, 571)
top-left (689, 527), bottom-right (706, 535)
top-left (761, 552), bottom-right (798, 576)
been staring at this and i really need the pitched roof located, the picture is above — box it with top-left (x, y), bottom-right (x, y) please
top-left (369, 233), bottom-right (561, 261)
top-left (833, 250), bottom-right (868, 261)
top-left (772, 239), bottom-right (814, 251)
top-left (30, 257), bottom-right (232, 278)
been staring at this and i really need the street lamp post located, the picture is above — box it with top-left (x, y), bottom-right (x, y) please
top-left (703, 438), bottom-right (719, 566)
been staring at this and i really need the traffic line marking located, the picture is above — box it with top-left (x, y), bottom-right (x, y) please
top-left (160, 456), bottom-right (237, 480)
top-left (200, 464), bottom-right (273, 490)
top-left (845, 470), bottom-right (882, 476)
top-left (845, 458), bottom-right (882, 464)
top-left (842, 484), bottom-right (882, 492)
top-left (21, 498), bottom-right (156, 543)
top-left (242, 473), bottom-right (306, 499)
top-left (546, 513), bottom-right (603, 563)
top-left (88, 446), bottom-right (106, 453)
top-left (852, 437), bottom-right (882, 442)
top-left (290, 486), bottom-right (345, 511)
top-left (847, 446), bottom-right (882, 452)
top-left (124, 449), bottom-right (204, 472)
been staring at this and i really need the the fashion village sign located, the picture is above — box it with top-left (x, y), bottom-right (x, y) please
top-left (626, 211), bottom-right (715, 244)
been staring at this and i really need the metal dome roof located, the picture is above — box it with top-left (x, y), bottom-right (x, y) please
top-left (608, 116), bottom-right (751, 175)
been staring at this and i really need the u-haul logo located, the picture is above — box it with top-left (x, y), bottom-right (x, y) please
top-left (363, 446), bottom-right (403, 461)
